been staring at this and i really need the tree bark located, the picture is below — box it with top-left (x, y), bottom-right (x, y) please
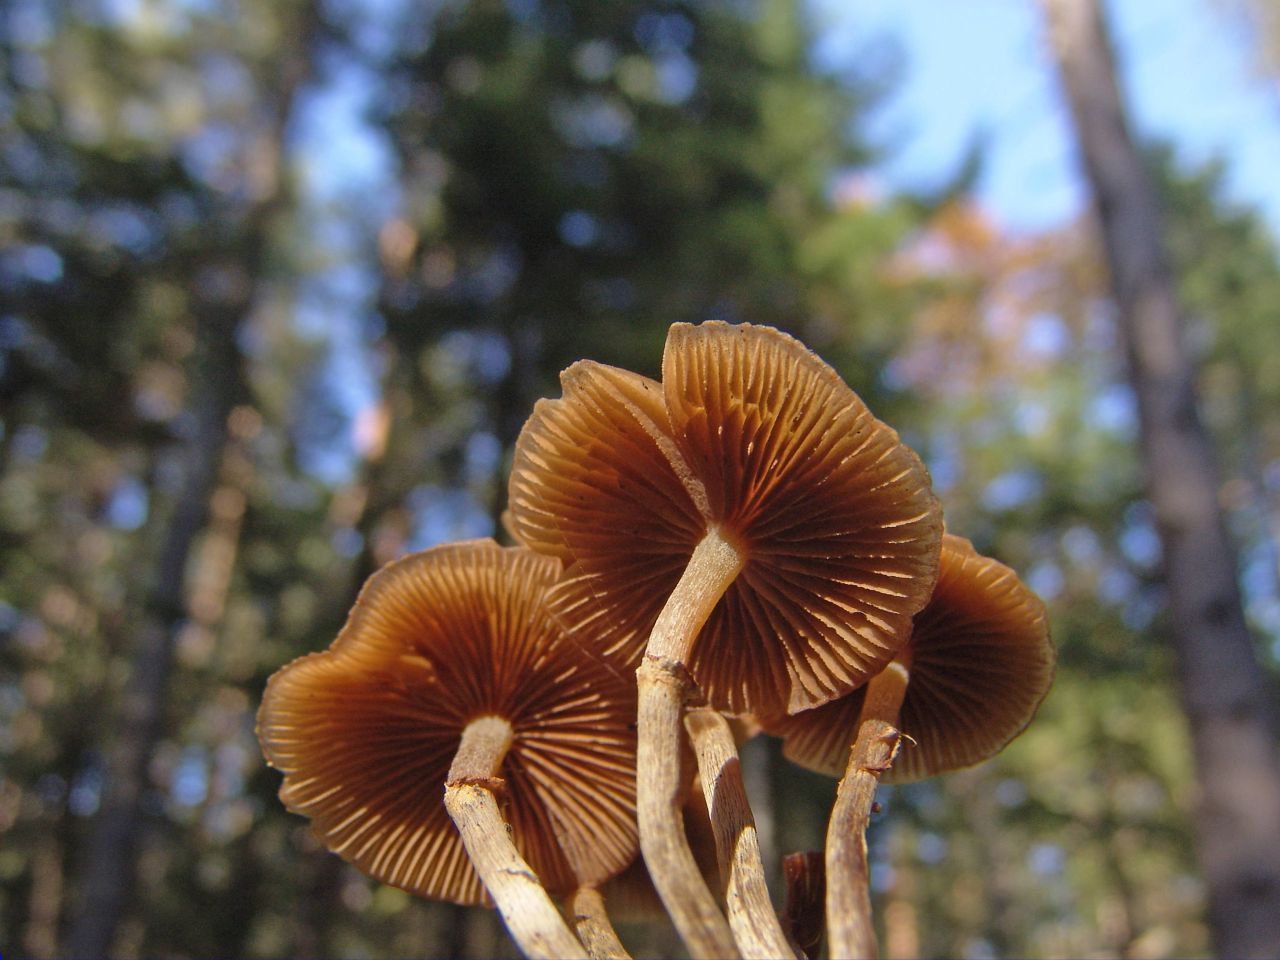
top-left (68, 316), bottom-right (243, 959)
top-left (66, 4), bottom-right (320, 954)
top-left (1041, 2), bottom-right (1280, 956)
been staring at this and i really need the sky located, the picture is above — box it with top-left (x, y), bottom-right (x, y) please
top-left (289, 0), bottom-right (1280, 490)
top-left (814, 0), bottom-right (1280, 238)
top-left (297, 0), bottom-right (1280, 256)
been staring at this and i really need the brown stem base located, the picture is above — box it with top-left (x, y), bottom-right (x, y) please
top-left (782, 852), bottom-right (825, 958)
top-left (825, 718), bottom-right (903, 960)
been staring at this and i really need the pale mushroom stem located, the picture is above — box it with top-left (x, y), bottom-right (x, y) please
top-left (568, 887), bottom-right (631, 960)
top-left (825, 659), bottom-right (911, 960)
top-left (444, 715), bottom-right (588, 960)
top-left (685, 705), bottom-right (798, 959)
top-left (638, 526), bottom-right (745, 960)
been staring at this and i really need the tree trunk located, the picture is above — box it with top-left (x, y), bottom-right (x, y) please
top-left (67, 314), bottom-right (242, 958)
top-left (66, 5), bottom-right (320, 954)
top-left (23, 830), bottom-right (64, 959)
top-left (1041, 2), bottom-right (1280, 956)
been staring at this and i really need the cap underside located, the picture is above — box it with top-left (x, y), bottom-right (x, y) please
top-left (258, 540), bottom-right (638, 904)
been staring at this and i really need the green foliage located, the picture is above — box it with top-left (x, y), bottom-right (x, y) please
top-left (1, 0), bottom-right (1275, 957)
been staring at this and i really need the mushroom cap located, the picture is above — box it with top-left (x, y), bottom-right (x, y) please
top-left (508, 320), bottom-right (942, 716)
top-left (763, 534), bottom-right (1054, 783)
top-left (257, 539), bottom-right (638, 905)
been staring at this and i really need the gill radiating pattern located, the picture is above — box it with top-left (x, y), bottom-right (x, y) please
top-left (260, 652), bottom-right (483, 902)
top-left (510, 361), bottom-right (705, 558)
top-left (509, 361), bottom-right (705, 665)
top-left (891, 536), bottom-right (1052, 782)
top-left (509, 321), bottom-right (943, 717)
top-left (666, 322), bottom-right (942, 714)
top-left (766, 535), bottom-right (1054, 783)
top-left (257, 540), bottom-right (638, 904)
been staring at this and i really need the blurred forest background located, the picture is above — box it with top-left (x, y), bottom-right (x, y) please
top-left (3, 0), bottom-right (1280, 957)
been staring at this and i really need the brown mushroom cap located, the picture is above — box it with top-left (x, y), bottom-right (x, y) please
top-left (763, 534), bottom-right (1054, 783)
top-left (257, 539), bottom-right (638, 905)
top-left (508, 360), bottom-right (699, 668)
top-left (509, 320), bottom-right (942, 716)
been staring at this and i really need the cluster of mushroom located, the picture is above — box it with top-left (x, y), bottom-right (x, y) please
top-left (258, 321), bottom-right (1054, 959)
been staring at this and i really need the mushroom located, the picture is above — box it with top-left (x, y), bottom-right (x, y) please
top-left (683, 704), bottom-right (793, 959)
top-left (599, 715), bottom-right (760, 931)
top-left (780, 851), bottom-right (825, 958)
top-left (567, 887), bottom-right (631, 960)
top-left (763, 533), bottom-right (1054, 958)
top-left (257, 539), bottom-right (638, 960)
top-left (600, 781), bottom-right (721, 919)
top-left (508, 321), bottom-right (942, 958)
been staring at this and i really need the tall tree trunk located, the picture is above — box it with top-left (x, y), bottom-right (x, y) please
top-left (1041, 2), bottom-right (1280, 956)
top-left (23, 830), bottom-right (64, 959)
top-left (66, 5), bottom-right (319, 954)
top-left (68, 315), bottom-right (243, 959)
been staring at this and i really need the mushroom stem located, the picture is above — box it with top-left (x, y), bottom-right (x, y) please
top-left (781, 852), bottom-right (826, 958)
top-left (447, 714), bottom-right (515, 782)
top-left (637, 527), bottom-right (745, 960)
top-left (445, 716), bottom-right (588, 960)
top-left (637, 660), bottom-right (739, 959)
top-left (568, 887), bottom-right (631, 960)
top-left (825, 661), bottom-right (910, 960)
top-left (685, 706), bottom-right (798, 959)
top-left (647, 526), bottom-right (746, 663)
